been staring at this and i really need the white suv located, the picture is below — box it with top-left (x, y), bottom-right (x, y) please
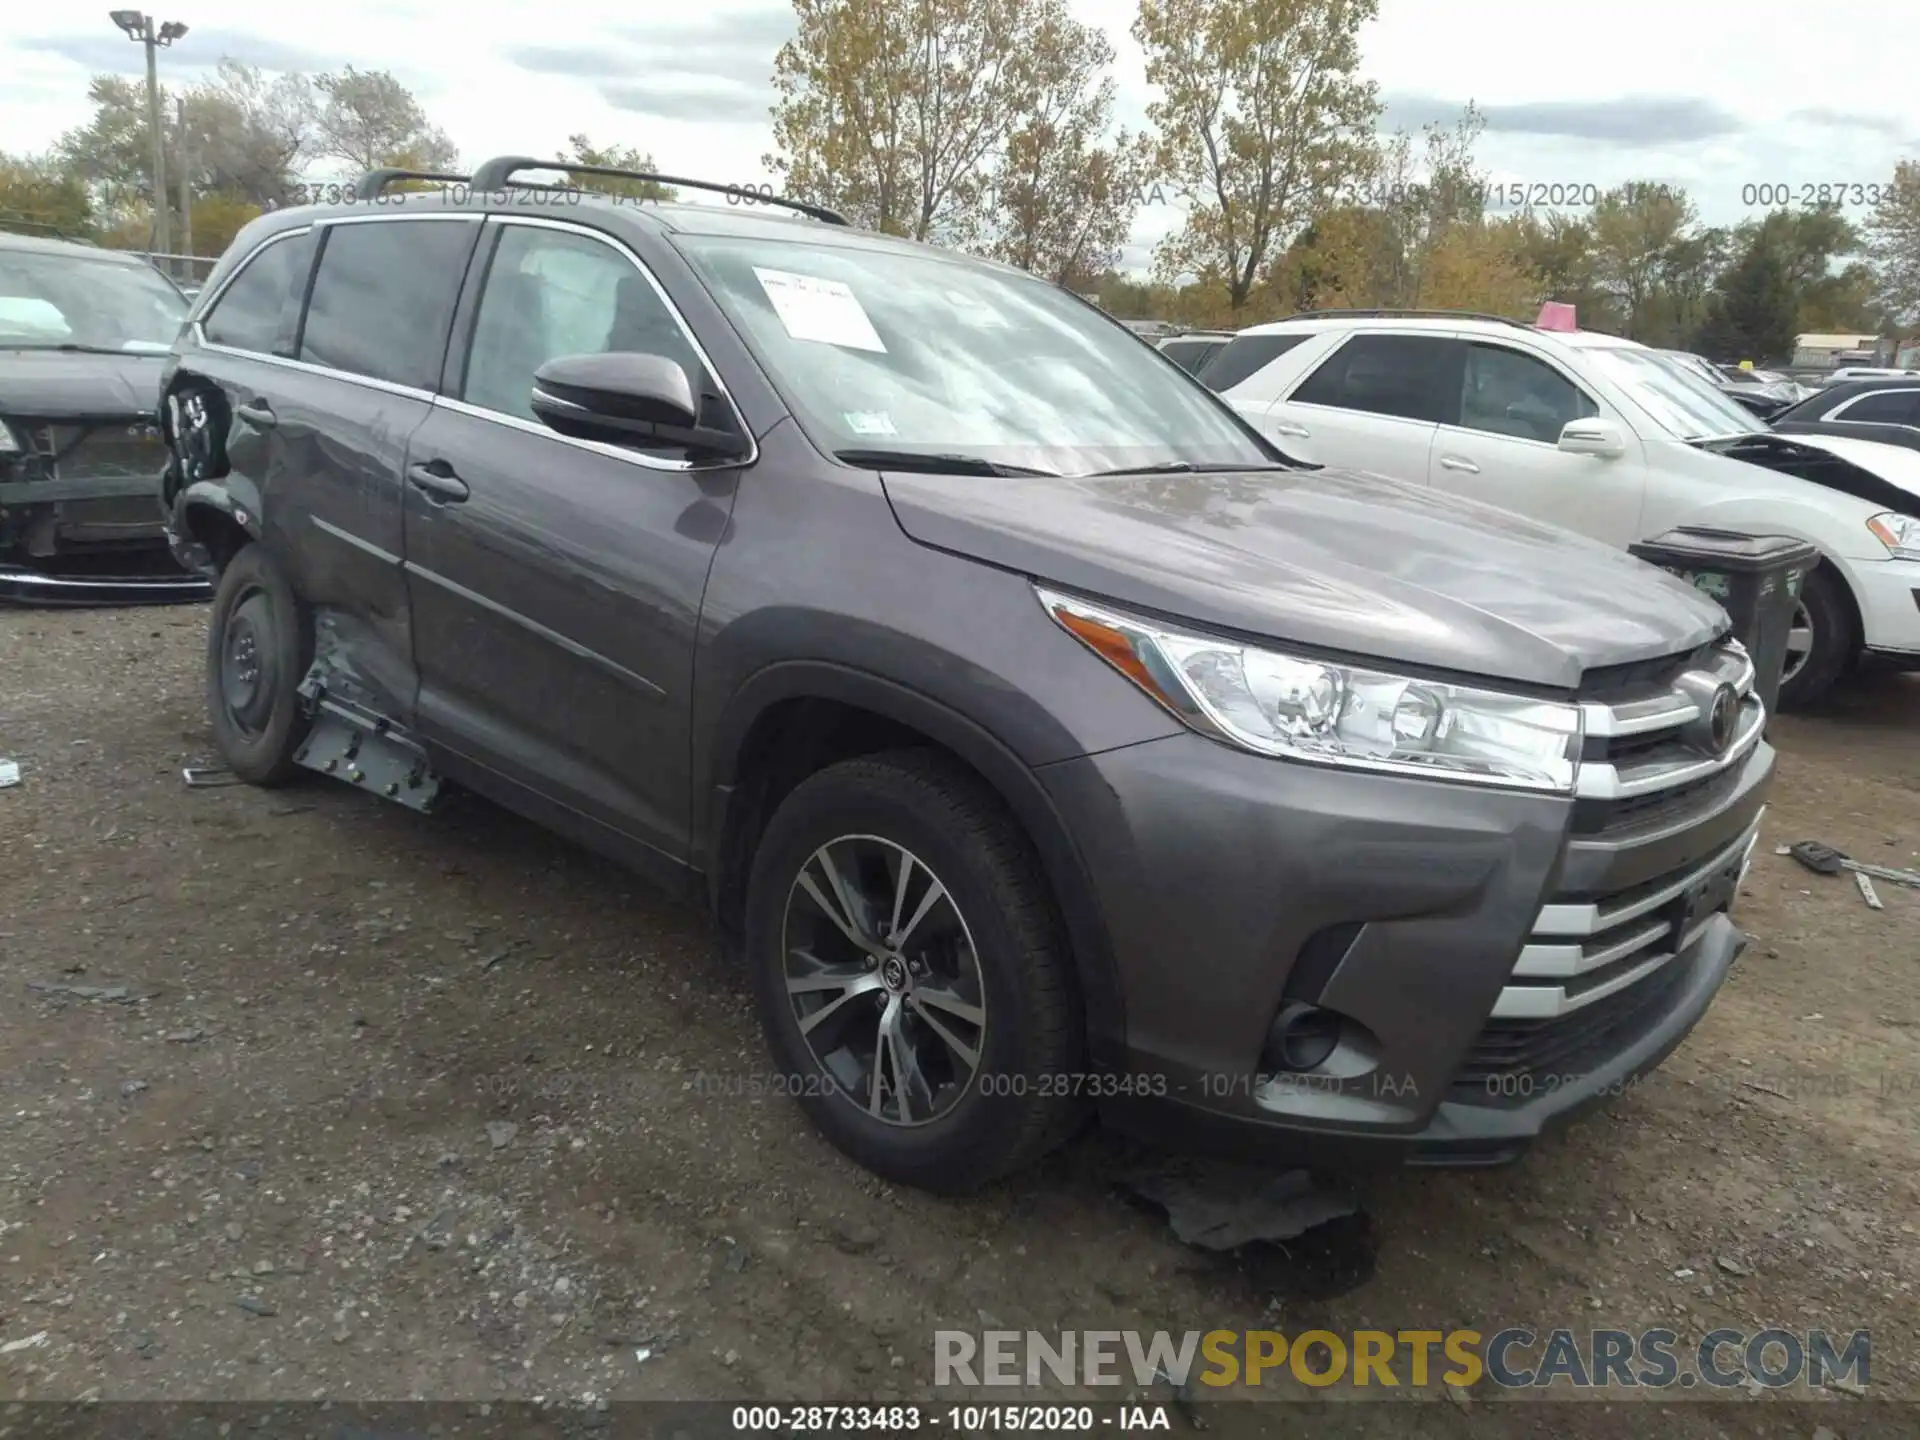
top-left (1210, 312), bottom-right (1920, 706)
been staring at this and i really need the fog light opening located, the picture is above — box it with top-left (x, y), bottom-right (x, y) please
top-left (1263, 1002), bottom-right (1343, 1074)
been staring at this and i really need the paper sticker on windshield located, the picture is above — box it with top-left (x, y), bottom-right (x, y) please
top-left (754, 267), bottom-right (886, 353)
top-left (944, 289), bottom-right (1008, 327)
top-left (844, 410), bottom-right (897, 436)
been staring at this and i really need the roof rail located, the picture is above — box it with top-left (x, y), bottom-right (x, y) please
top-left (467, 155), bottom-right (851, 226)
top-left (353, 168), bottom-right (472, 200)
top-left (1287, 307), bottom-right (1532, 329)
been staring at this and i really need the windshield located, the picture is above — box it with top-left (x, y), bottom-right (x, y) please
top-left (674, 236), bottom-right (1272, 475)
top-left (0, 250), bottom-right (187, 351)
top-left (1660, 350), bottom-right (1725, 388)
top-left (1584, 346), bottom-right (1761, 440)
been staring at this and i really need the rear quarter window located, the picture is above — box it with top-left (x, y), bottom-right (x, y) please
top-left (1200, 333), bottom-right (1309, 392)
top-left (202, 232), bottom-right (313, 355)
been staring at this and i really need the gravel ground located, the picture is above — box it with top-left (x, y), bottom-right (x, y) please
top-left (1, 603), bottom-right (1915, 1434)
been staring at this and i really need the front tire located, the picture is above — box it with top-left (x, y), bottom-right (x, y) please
top-left (1777, 565), bottom-right (1854, 710)
top-left (743, 750), bottom-right (1086, 1193)
top-left (206, 544), bottom-right (313, 784)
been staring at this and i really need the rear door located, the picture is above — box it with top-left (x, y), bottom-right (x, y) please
top-left (1268, 331), bottom-right (1455, 483)
top-left (400, 216), bottom-right (747, 866)
top-left (272, 214), bottom-right (481, 720)
top-left (1828, 386), bottom-right (1920, 430)
top-left (1427, 338), bottom-right (1648, 546)
top-left (176, 224), bottom-right (317, 554)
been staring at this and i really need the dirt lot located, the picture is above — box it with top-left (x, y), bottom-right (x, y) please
top-left (1, 603), bottom-right (1915, 1433)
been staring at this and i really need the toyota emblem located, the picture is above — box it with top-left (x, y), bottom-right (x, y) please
top-left (1706, 684), bottom-right (1738, 754)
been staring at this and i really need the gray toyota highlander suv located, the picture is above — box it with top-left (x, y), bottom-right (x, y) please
top-left (157, 161), bottom-right (1772, 1192)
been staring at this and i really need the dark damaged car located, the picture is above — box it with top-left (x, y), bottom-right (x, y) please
top-left (0, 230), bottom-right (208, 602)
top-left (156, 167), bottom-right (1771, 1193)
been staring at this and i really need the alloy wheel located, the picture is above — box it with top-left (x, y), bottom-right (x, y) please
top-left (1782, 601), bottom-right (1813, 685)
top-left (780, 834), bottom-right (987, 1127)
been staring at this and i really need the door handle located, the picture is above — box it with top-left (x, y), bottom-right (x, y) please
top-left (1271, 421), bottom-right (1311, 438)
top-left (236, 400), bottom-right (276, 428)
top-left (1438, 454), bottom-right (1480, 474)
top-left (406, 461), bottom-right (470, 502)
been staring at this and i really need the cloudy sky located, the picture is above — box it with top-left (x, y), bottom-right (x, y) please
top-left (7, 0), bottom-right (1917, 271)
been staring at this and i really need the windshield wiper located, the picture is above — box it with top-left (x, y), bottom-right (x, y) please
top-left (1084, 460), bottom-right (1297, 477)
top-left (834, 448), bottom-right (1059, 477)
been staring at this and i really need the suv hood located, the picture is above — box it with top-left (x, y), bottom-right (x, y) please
top-left (1697, 431), bottom-right (1920, 511)
top-left (0, 348), bottom-right (167, 418)
top-left (881, 465), bottom-right (1726, 691)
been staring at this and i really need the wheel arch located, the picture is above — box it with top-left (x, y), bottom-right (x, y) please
top-left (1668, 499), bottom-right (1869, 651)
top-left (176, 482), bottom-right (261, 572)
top-left (703, 661), bottom-right (1126, 1069)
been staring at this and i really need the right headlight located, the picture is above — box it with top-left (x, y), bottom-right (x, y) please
top-left (0, 419), bottom-right (20, 454)
top-left (1867, 512), bottom-right (1920, 562)
top-left (1039, 588), bottom-right (1582, 793)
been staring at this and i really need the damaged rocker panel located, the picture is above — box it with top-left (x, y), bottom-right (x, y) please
top-left (293, 672), bottom-right (442, 812)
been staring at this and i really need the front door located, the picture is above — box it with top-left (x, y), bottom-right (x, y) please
top-left (402, 218), bottom-right (746, 864)
top-left (1427, 339), bottom-right (1647, 548)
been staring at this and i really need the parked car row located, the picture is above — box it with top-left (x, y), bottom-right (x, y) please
top-left (0, 228), bottom-right (211, 601)
top-left (1207, 310), bottom-right (1920, 707)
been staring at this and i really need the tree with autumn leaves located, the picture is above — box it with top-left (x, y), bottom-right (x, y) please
top-left (766, 0), bottom-right (1542, 313)
top-left (765, 0), bottom-right (1150, 286)
top-left (1133, 0), bottom-right (1379, 312)
top-left (767, 0), bottom-right (1918, 347)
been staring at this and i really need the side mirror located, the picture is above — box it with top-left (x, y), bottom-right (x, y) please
top-left (529, 351), bottom-right (750, 460)
top-left (532, 351), bottom-right (697, 433)
top-left (1558, 416), bottom-right (1627, 459)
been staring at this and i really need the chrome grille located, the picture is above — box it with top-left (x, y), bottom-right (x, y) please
top-left (1485, 640), bottom-right (1765, 1030)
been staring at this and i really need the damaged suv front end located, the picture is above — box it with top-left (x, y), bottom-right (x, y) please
top-left (0, 230), bottom-right (210, 603)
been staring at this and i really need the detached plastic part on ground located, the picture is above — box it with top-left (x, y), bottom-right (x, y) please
top-left (1120, 1158), bottom-right (1376, 1303)
top-left (1123, 1161), bottom-right (1359, 1250)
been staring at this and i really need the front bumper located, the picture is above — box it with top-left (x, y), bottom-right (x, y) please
top-left (1846, 555), bottom-right (1920, 657)
top-left (1, 454), bottom-right (210, 606)
top-left (0, 563), bottom-right (211, 605)
top-left (1038, 720), bottom-right (1773, 1168)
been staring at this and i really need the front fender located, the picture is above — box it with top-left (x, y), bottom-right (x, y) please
top-left (1673, 496), bottom-right (1875, 564)
top-left (704, 658), bottom-right (1130, 1069)
top-left (167, 477), bottom-right (263, 575)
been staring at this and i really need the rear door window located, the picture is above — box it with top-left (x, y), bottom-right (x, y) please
top-left (1835, 389), bottom-right (1920, 425)
top-left (1289, 333), bottom-right (1459, 423)
top-left (1201, 333), bottom-right (1309, 392)
top-left (298, 219), bottom-right (478, 389)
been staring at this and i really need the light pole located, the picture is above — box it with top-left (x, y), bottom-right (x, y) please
top-left (109, 10), bottom-right (188, 262)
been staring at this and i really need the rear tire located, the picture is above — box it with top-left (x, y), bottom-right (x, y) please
top-left (1777, 565), bottom-right (1854, 710)
top-left (206, 544), bottom-right (313, 785)
top-left (743, 749), bottom-right (1086, 1193)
